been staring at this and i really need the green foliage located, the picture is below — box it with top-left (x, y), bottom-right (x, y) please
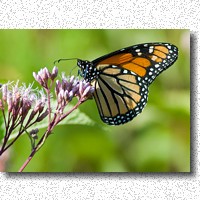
top-left (0, 29), bottom-right (190, 172)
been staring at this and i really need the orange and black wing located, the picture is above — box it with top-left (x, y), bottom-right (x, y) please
top-left (93, 43), bottom-right (178, 85)
top-left (78, 43), bottom-right (178, 125)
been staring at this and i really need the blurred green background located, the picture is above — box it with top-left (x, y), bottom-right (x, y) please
top-left (0, 29), bottom-right (190, 172)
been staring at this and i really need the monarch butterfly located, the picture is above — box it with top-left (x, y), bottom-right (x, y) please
top-left (77, 42), bottom-right (178, 125)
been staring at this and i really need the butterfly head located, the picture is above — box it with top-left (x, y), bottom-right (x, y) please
top-left (77, 59), bottom-right (99, 82)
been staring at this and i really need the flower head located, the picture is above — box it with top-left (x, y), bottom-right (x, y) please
top-left (33, 66), bottom-right (58, 88)
top-left (54, 73), bottom-right (94, 113)
top-left (0, 81), bottom-right (48, 124)
top-left (0, 66), bottom-right (94, 161)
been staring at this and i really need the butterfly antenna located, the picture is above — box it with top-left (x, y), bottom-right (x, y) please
top-left (53, 58), bottom-right (79, 65)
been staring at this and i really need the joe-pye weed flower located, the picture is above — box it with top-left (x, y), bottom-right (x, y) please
top-left (0, 82), bottom-right (48, 155)
top-left (0, 66), bottom-right (94, 172)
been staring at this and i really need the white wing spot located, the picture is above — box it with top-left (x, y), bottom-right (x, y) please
top-left (167, 45), bottom-right (171, 49)
top-left (149, 48), bottom-right (154, 53)
top-left (149, 72), bottom-right (153, 75)
top-left (130, 71), bottom-right (136, 75)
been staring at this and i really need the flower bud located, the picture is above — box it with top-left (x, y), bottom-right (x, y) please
top-left (2, 84), bottom-right (8, 102)
top-left (30, 128), bottom-right (39, 140)
top-left (68, 90), bottom-right (74, 101)
top-left (7, 92), bottom-right (13, 112)
top-left (55, 80), bottom-right (61, 96)
top-left (44, 67), bottom-right (51, 79)
top-left (64, 90), bottom-right (69, 101)
top-left (82, 86), bottom-right (91, 98)
top-left (36, 109), bottom-right (48, 122)
top-left (51, 66), bottom-right (58, 80)
top-left (79, 81), bottom-right (83, 96)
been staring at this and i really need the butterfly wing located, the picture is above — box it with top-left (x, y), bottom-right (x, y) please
top-left (78, 43), bottom-right (178, 125)
top-left (91, 65), bottom-right (149, 125)
top-left (92, 43), bottom-right (178, 85)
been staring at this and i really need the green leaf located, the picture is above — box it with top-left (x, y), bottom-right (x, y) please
top-left (58, 105), bottom-right (96, 126)
top-left (34, 105), bottom-right (95, 130)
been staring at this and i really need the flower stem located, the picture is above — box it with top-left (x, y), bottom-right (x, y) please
top-left (18, 129), bottom-right (49, 172)
top-left (46, 88), bottom-right (52, 125)
top-left (18, 98), bottom-right (86, 172)
top-left (54, 98), bottom-right (83, 126)
top-left (18, 148), bottom-right (36, 172)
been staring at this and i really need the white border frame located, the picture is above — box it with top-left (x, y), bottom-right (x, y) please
top-left (0, 0), bottom-right (198, 199)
